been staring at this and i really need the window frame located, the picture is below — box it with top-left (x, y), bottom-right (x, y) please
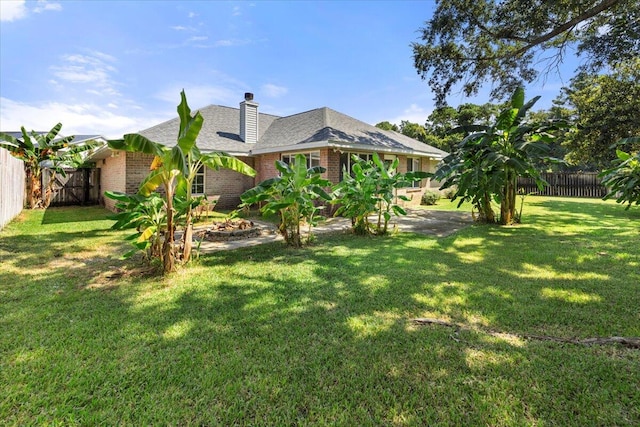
top-left (281, 151), bottom-right (321, 169)
top-left (407, 157), bottom-right (421, 188)
top-left (191, 164), bottom-right (206, 195)
top-left (339, 152), bottom-right (374, 181)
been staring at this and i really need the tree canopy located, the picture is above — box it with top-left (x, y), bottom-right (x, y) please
top-left (554, 58), bottom-right (640, 169)
top-left (412, 0), bottom-right (640, 105)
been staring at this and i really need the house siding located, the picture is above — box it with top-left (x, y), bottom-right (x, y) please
top-left (125, 152), bottom-right (155, 195)
top-left (206, 156), bottom-right (256, 210)
top-left (97, 152), bottom-right (127, 212)
top-left (255, 153), bottom-right (280, 183)
top-left (394, 155), bottom-right (442, 207)
top-left (99, 152), bottom-right (254, 212)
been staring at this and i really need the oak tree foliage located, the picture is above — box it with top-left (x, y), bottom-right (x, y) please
top-left (412, 0), bottom-right (640, 105)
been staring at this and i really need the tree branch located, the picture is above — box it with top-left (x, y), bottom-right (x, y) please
top-left (411, 317), bottom-right (640, 349)
top-left (462, 0), bottom-right (620, 62)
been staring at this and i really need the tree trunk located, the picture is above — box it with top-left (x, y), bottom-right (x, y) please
top-left (481, 193), bottom-right (495, 223)
top-left (500, 171), bottom-right (518, 225)
top-left (162, 185), bottom-right (176, 274)
top-left (183, 223), bottom-right (193, 262)
top-left (25, 169), bottom-right (42, 209)
top-left (43, 170), bottom-right (57, 209)
top-left (182, 202), bottom-right (193, 263)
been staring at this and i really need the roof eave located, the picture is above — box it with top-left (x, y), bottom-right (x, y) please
top-left (250, 140), bottom-right (445, 159)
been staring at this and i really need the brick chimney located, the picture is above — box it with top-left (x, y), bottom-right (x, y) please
top-left (240, 92), bottom-right (258, 144)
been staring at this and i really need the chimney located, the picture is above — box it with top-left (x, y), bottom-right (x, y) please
top-left (240, 92), bottom-right (258, 144)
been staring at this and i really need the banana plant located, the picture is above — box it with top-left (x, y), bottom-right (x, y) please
top-left (239, 154), bottom-right (331, 247)
top-left (105, 192), bottom-right (167, 260)
top-left (0, 124), bottom-right (99, 208)
top-left (108, 90), bottom-right (255, 274)
top-left (333, 153), bottom-right (430, 235)
top-left (600, 137), bottom-right (640, 210)
top-left (177, 144), bottom-right (255, 262)
top-left (435, 87), bottom-right (565, 224)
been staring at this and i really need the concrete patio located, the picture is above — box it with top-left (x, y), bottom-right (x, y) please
top-left (194, 209), bottom-right (473, 253)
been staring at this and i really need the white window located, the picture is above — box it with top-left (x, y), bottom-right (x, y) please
top-left (339, 152), bottom-right (373, 180)
top-left (281, 151), bottom-right (321, 169)
top-left (192, 165), bottom-right (205, 194)
top-left (407, 157), bottom-right (421, 188)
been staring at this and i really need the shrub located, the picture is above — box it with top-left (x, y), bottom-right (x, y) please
top-left (421, 190), bottom-right (441, 205)
top-left (442, 186), bottom-right (457, 199)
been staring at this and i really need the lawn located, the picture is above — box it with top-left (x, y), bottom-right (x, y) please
top-left (1, 198), bottom-right (639, 425)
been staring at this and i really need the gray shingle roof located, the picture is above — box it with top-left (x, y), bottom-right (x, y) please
top-left (134, 103), bottom-right (447, 158)
top-left (138, 105), bottom-right (279, 155)
top-left (257, 107), bottom-right (447, 157)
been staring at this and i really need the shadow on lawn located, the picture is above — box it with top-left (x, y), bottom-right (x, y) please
top-left (41, 205), bottom-right (109, 224)
top-left (2, 205), bottom-right (639, 424)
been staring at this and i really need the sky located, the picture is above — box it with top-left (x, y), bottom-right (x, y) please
top-left (1, 0), bottom-right (577, 139)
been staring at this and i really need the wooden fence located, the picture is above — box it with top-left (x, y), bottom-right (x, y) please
top-left (42, 168), bottom-right (100, 206)
top-left (0, 149), bottom-right (26, 229)
top-left (518, 172), bottom-right (606, 198)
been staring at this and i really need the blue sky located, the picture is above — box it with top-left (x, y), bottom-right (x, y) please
top-left (1, 0), bottom-right (576, 138)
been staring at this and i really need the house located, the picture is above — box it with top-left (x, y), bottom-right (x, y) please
top-left (90, 93), bottom-right (447, 211)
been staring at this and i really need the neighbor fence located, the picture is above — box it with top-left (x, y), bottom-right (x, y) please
top-left (518, 172), bottom-right (606, 198)
top-left (0, 149), bottom-right (25, 229)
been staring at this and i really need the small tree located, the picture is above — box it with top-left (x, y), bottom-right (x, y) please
top-left (600, 137), bottom-right (640, 210)
top-left (0, 124), bottom-right (98, 208)
top-left (435, 88), bottom-right (565, 225)
top-left (239, 154), bottom-right (331, 247)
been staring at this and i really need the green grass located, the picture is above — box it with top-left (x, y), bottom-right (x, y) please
top-left (1, 199), bottom-right (639, 426)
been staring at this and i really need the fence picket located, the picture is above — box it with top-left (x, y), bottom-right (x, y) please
top-left (518, 172), bottom-right (606, 198)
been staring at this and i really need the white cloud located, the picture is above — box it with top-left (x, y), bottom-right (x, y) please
top-left (232, 6), bottom-right (241, 16)
top-left (214, 39), bottom-right (250, 47)
top-left (155, 84), bottom-right (240, 109)
top-left (189, 36), bottom-right (208, 42)
top-left (50, 51), bottom-right (120, 97)
top-left (0, 97), bottom-right (167, 139)
top-left (388, 104), bottom-right (431, 125)
top-left (1, 0), bottom-right (27, 21)
top-left (261, 84), bottom-right (288, 98)
top-left (33, 0), bottom-right (62, 13)
top-left (188, 11), bottom-right (196, 18)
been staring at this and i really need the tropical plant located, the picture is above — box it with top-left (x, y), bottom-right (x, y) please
top-left (108, 91), bottom-right (255, 273)
top-left (239, 154), bottom-right (331, 247)
top-left (179, 143), bottom-right (255, 262)
top-left (332, 153), bottom-right (430, 235)
top-left (105, 192), bottom-right (167, 260)
top-left (0, 124), bottom-right (99, 208)
top-left (435, 87), bottom-right (565, 225)
top-left (599, 137), bottom-right (640, 210)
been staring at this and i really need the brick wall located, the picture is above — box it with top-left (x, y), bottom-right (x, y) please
top-left (97, 151), bottom-right (127, 212)
top-left (255, 153), bottom-right (280, 182)
top-left (207, 156), bottom-right (256, 210)
top-left (125, 152), bottom-right (155, 194)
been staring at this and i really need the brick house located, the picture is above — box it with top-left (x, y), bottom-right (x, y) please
top-left (90, 93), bottom-right (447, 211)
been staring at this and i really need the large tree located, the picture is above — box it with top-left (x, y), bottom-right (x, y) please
top-left (554, 59), bottom-right (640, 170)
top-left (412, 0), bottom-right (640, 105)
